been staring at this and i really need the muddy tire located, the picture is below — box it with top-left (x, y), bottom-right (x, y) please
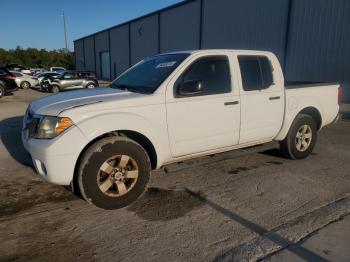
top-left (0, 85), bottom-right (5, 98)
top-left (78, 136), bottom-right (151, 209)
top-left (20, 81), bottom-right (31, 89)
top-left (279, 114), bottom-right (317, 159)
top-left (50, 85), bottom-right (60, 94)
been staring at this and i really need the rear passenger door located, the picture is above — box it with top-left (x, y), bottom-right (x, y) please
top-left (76, 72), bottom-right (87, 87)
top-left (237, 55), bottom-right (284, 144)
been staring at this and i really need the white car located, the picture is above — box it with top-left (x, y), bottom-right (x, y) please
top-left (11, 71), bottom-right (39, 89)
top-left (22, 49), bottom-right (341, 209)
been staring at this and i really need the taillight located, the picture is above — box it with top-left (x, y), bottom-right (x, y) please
top-left (338, 85), bottom-right (343, 105)
top-left (5, 75), bottom-right (16, 80)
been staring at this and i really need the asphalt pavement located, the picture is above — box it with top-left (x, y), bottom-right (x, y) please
top-left (0, 89), bottom-right (349, 262)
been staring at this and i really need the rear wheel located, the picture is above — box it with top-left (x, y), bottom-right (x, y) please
top-left (50, 85), bottom-right (60, 94)
top-left (20, 81), bottom-right (31, 89)
top-left (0, 85), bottom-right (5, 98)
top-left (78, 136), bottom-right (151, 210)
top-left (279, 114), bottom-right (317, 159)
top-left (86, 83), bottom-right (96, 89)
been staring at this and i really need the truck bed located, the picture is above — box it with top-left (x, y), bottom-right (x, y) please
top-left (285, 81), bottom-right (339, 89)
top-left (284, 82), bottom-right (339, 129)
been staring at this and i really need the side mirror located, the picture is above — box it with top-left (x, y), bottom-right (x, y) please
top-left (178, 80), bottom-right (203, 96)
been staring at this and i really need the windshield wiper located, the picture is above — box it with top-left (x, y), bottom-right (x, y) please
top-left (110, 83), bottom-right (150, 94)
top-left (110, 83), bottom-right (131, 91)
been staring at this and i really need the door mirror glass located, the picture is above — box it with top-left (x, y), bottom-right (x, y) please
top-left (178, 80), bottom-right (203, 96)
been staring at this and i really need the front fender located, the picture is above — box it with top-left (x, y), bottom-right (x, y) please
top-left (76, 112), bottom-right (166, 167)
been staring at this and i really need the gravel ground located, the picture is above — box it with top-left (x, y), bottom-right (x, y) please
top-left (0, 89), bottom-right (349, 261)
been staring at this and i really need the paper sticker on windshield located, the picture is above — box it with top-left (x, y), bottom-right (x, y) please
top-left (156, 61), bottom-right (177, 68)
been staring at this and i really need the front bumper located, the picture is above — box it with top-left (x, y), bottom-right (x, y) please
top-left (22, 125), bottom-right (88, 185)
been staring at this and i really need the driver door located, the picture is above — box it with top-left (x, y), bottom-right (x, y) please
top-left (166, 53), bottom-right (241, 157)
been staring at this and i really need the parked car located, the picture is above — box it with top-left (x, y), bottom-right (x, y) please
top-left (0, 67), bottom-right (18, 98)
top-left (35, 72), bottom-right (61, 85)
top-left (41, 70), bottom-right (98, 93)
top-left (10, 71), bottom-right (39, 89)
top-left (45, 67), bottom-right (66, 73)
top-left (32, 69), bottom-right (46, 76)
top-left (22, 50), bottom-right (341, 209)
top-left (5, 64), bottom-right (31, 75)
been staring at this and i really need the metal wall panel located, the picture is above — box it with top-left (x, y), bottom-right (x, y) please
top-left (94, 31), bottom-right (109, 78)
top-left (285, 0), bottom-right (350, 82)
top-left (201, 0), bottom-right (290, 66)
top-left (110, 25), bottom-right (130, 79)
top-left (74, 40), bottom-right (84, 70)
top-left (160, 0), bottom-right (201, 52)
top-left (83, 36), bottom-right (95, 72)
top-left (130, 15), bottom-right (159, 65)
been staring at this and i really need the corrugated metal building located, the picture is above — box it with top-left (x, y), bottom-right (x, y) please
top-left (74, 0), bottom-right (350, 100)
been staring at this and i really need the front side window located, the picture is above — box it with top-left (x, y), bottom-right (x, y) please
top-left (0, 70), bottom-right (6, 76)
top-left (111, 53), bottom-right (190, 94)
top-left (176, 56), bottom-right (231, 97)
top-left (238, 56), bottom-right (273, 91)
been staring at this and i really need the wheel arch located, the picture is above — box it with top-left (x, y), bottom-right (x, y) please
top-left (72, 130), bottom-right (158, 192)
top-left (298, 107), bottom-right (322, 130)
top-left (85, 81), bottom-right (96, 88)
top-left (275, 106), bottom-right (322, 141)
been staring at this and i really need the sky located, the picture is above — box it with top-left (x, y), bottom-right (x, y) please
top-left (2, 0), bottom-right (183, 51)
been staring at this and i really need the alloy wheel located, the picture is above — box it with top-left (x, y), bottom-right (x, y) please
top-left (295, 124), bottom-right (312, 152)
top-left (97, 155), bottom-right (139, 197)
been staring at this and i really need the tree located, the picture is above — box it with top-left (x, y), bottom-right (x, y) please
top-left (0, 46), bottom-right (75, 69)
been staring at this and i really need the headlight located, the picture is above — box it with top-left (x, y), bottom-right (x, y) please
top-left (35, 116), bottom-right (74, 139)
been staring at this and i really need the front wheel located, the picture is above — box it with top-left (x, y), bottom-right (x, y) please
top-left (50, 85), bottom-right (60, 94)
top-left (279, 114), bottom-right (317, 159)
top-left (78, 136), bottom-right (151, 209)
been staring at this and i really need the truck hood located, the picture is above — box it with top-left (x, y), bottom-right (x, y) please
top-left (30, 88), bottom-right (141, 116)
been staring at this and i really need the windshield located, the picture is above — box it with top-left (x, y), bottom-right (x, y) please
top-left (110, 53), bottom-right (190, 94)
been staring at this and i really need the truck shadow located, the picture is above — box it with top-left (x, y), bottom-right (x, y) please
top-left (184, 188), bottom-right (330, 262)
top-left (0, 116), bottom-right (33, 167)
top-left (127, 187), bottom-right (204, 221)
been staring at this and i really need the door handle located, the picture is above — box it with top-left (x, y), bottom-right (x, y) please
top-left (224, 101), bottom-right (239, 106)
top-left (269, 96), bottom-right (281, 100)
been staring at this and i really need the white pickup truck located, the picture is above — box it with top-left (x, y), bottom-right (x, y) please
top-left (22, 50), bottom-right (341, 209)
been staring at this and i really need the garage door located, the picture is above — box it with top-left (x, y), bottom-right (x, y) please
top-left (100, 51), bottom-right (110, 79)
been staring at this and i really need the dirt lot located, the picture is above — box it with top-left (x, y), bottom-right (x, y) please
top-left (0, 89), bottom-right (349, 262)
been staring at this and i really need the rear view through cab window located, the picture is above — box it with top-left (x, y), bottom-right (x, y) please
top-left (238, 56), bottom-right (273, 91)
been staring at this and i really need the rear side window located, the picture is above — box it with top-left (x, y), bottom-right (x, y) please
top-left (238, 56), bottom-right (273, 91)
top-left (77, 72), bottom-right (87, 77)
top-left (178, 56), bottom-right (231, 97)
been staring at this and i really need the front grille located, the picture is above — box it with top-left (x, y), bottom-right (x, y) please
top-left (24, 109), bottom-right (40, 138)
